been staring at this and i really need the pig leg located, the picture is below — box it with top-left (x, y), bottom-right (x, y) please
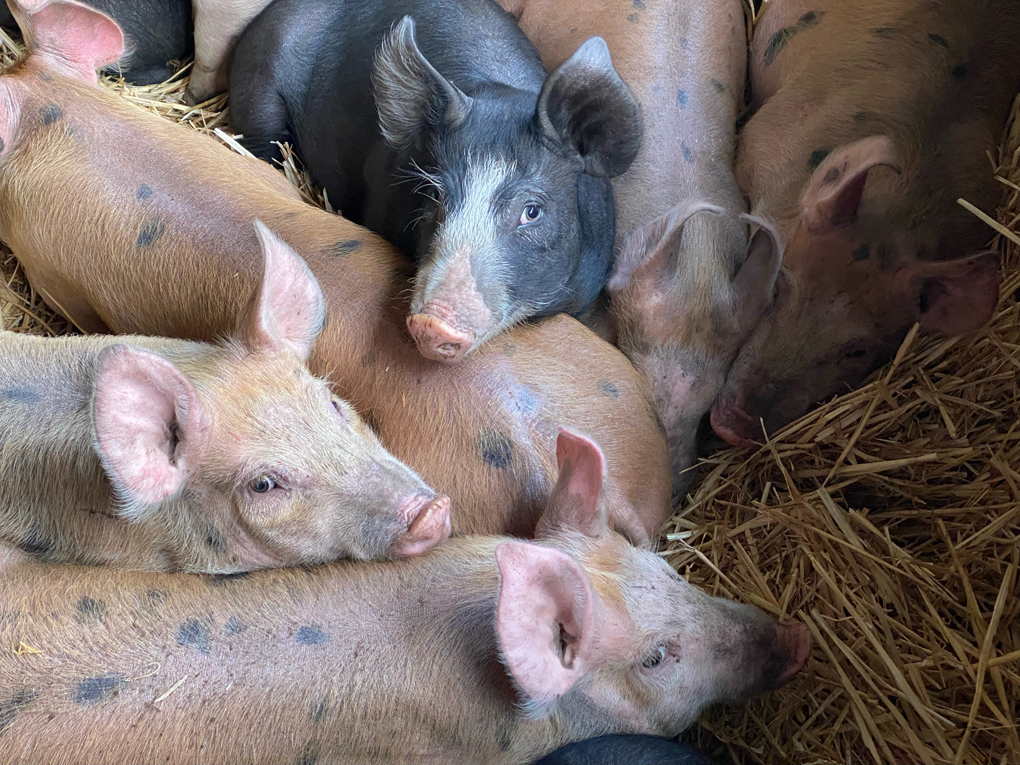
top-left (187, 0), bottom-right (272, 104)
top-left (17, 260), bottom-right (110, 333)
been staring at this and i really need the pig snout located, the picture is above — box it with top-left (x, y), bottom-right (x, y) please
top-left (768, 621), bottom-right (812, 690)
top-left (406, 304), bottom-right (477, 361)
top-left (709, 400), bottom-right (759, 447)
top-left (391, 494), bottom-right (452, 558)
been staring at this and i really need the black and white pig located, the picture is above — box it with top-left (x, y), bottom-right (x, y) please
top-left (229, 0), bottom-right (642, 361)
top-left (1, 0), bottom-right (191, 85)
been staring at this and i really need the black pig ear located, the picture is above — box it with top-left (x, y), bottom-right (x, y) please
top-left (372, 16), bottom-right (473, 150)
top-left (537, 37), bottom-right (642, 178)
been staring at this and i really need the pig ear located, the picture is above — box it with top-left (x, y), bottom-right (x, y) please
top-left (906, 250), bottom-right (1001, 334)
top-left (538, 37), bottom-right (642, 178)
top-left (800, 135), bottom-right (901, 233)
top-left (536, 427), bottom-right (609, 539)
top-left (373, 15), bottom-right (473, 150)
top-left (730, 214), bottom-right (783, 332)
top-left (239, 221), bottom-right (326, 360)
top-left (495, 540), bottom-right (596, 709)
top-left (92, 345), bottom-right (208, 521)
top-left (11, 0), bottom-right (124, 84)
top-left (608, 201), bottom-right (725, 292)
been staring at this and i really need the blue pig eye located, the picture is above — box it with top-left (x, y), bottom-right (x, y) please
top-left (249, 475), bottom-right (276, 493)
top-left (519, 204), bottom-right (543, 226)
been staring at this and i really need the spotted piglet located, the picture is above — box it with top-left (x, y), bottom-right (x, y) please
top-left (0, 221), bottom-right (451, 573)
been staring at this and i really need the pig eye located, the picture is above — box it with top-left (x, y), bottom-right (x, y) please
top-left (845, 348), bottom-right (867, 359)
top-left (519, 204), bottom-right (543, 226)
top-left (641, 645), bottom-right (667, 669)
top-left (249, 475), bottom-right (276, 494)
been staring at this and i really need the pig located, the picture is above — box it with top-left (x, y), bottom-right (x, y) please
top-left (0, 428), bottom-right (811, 765)
top-left (535, 735), bottom-right (717, 765)
top-left (229, 0), bottom-right (643, 361)
top-left (187, 0), bottom-right (270, 103)
top-left (497, 0), bottom-right (782, 495)
top-left (710, 0), bottom-right (1020, 445)
top-left (0, 0), bottom-right (672, 546)
top-left (0, 0), bottom-right (191, 85)
top-left (0, 220), bottom-right (451, 572)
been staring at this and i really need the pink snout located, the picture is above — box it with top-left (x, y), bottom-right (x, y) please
top-left (709, 402), bottom-right (759, 447)
top-left (391, 494), bottom-right (452, 558)
top-left (407, 307), bottom-right (476, 362)
top-left (772, 621), bottom-right (812, 689)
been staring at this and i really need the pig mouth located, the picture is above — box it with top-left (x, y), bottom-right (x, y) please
top-left (391, 494), bottom-right (452, 557)
top-left (769, 621), bottom-right (812, 690)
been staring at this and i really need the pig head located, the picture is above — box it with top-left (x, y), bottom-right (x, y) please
top-left (497, 428), bottom-right (811, 738)
top-left (711, 0), bottom-right (1019, 445)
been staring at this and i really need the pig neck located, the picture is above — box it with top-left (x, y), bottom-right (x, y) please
top-left (0, 334), bottom-right (177, 569)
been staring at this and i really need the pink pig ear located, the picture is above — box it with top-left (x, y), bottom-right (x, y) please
top-left (11, 0), bottom-right (124, 84)
top-left (799, 135), bottom-right (901, 233)
top-left (536, 427), bottom-right (609, 539)
top-left (907, 250), bottom-right (1001, 334)
top-left (495, 541), bottom-right (596, 709)
top-left (239, 220), bottom-right (326, 360)
top-left (92, 345), bottom-right (208, 521)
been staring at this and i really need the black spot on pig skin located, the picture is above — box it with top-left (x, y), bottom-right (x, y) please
top-left (176, 619), bottom-right (212, 653)
top-left (852, 244), bottom-right (871, 261)
top-left (296, 741), bottom-right (320, 765)
top-left (807, 148), bottom-right (831, 170)
top-left (145, 589), bottom-right (167, 607)
top-left (296, 626), bottom-right (329, 645)
top-left (208, 571), bottom-right (250, 586)
top-left (682, 143), bottom-right (693, 163)
top-left (136, 184), bottom-right (154, 200)
top-left (35, 71), bottom-right (53, 83)
top-left (1, 387), bottom-right (40, 404)
top-left (330, 239), bottom-right (362, 257)
top-left (626, 12), bottom-right (638, 22)
top-left (928, 33), bottom-right (949, 49)
top-left (225, 616), bottom-right (247, 635)
top-left (18, 532), bottom-right (55, 560)
top-left (952, 64), bottom-right (968, 79)
top-left (0, 137), bottom-right (4, 153)
top-left (763, 11), bottom-right (823, 66)
top-left (39, 104), bottom-right (62, 125)
top-left (598, 380), bottom-right (621, 398)
top-left (477, 429), bottom-right (513, 471)
top-left (310, 696), bottom-right (331, 723)
top-left (711, 79), bottom-right (726, 93)
top-left (0, 688), bottom-right (38, 735)
top-left (632, 0), bottom-right (645, 8)
top-left (204, 525), bottom-right (227, 554)
top-left (74, 597), bottom-right (107, 625)
top-left (73, 674), bottom-right (124, 706)
top-left (873, 27), bottom-right (896, 38)
top-left (677, 90), bottom-right (689, 109)
top-left (136, 219), bottom-right (167, 249)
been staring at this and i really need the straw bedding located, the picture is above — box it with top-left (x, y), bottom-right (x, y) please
top-left (1, 7), bottom-right (1017, 765)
